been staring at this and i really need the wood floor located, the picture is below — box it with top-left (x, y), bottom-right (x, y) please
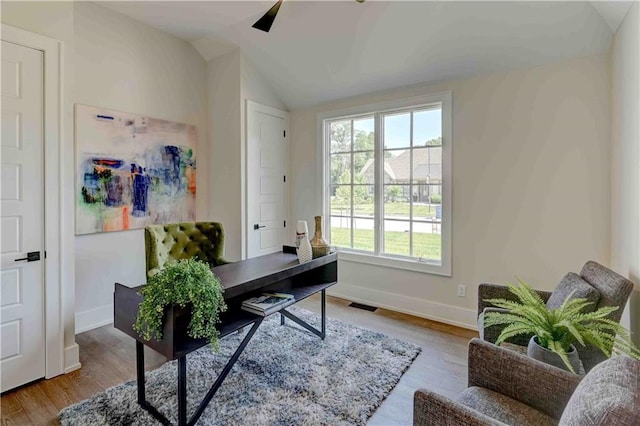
top-left (0, 295), bottom-right (477, 425)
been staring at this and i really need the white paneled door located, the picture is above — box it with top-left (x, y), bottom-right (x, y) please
top-left (1, 40), bottom-right (45, 392)
top-left (247, 102), bottom-right (288, 259)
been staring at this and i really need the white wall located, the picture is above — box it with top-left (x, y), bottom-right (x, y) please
top-left (1, 0), bottom-right (79, 372)
top-left (207, 50), bottom-right (287, 261)
top-left (207, 50), bottom-right (242, 260)
top-left (241, 53), bottom-right (287, 112)
top-left (290, 54), bottom-right (611, 328)
top-left (73, 2), bottom-right (208, 332)
top-left (610, 2), bottom-right (640, 341)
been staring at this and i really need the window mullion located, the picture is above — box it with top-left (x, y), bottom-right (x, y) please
top-left (409, 111), bottom-right (414, 258)
top-left (374, 113), bottom-right (382, 255)
top-left (325, 121), bottom-right (331, 242)
top-left (350, 121), bottom-right (354, 249)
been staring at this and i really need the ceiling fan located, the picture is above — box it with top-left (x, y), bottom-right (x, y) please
top-left (252, 0), bottom-right (365, 33)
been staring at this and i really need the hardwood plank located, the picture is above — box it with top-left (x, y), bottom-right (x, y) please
top-left (0, 295), bottom-right (476, 425)
top-left (14, 385), bottom-right (59, 425)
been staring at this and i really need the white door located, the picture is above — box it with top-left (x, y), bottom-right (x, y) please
top-left (1, 40), bottom-right (45, 392)
top-left (247, 102), bottom-right (288, 259)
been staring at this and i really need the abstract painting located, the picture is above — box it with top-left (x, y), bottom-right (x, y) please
top-left (75, 105), bottom-right (196, 235)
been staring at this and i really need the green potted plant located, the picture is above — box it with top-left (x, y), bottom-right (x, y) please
top-left (483, 278), bottom-right (640, 374)
top-left (134, 258), bottom-right (227, 349)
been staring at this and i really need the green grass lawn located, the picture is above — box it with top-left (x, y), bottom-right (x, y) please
top-left (330, 227), bottom-right (441, 260)
top-left (330, 202), bottom-right (438, 218)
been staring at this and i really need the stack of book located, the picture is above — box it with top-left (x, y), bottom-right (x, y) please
top-left (241, 292), bottom-right (295, 316)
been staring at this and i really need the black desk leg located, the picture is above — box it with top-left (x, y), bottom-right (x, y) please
top-left (178, 356), bottom-right (187, 426)
top-left (279, 290), bottom-right (328, 340)
top-left (187, 318), bottom-right (263, 425)
top-left (135, 320), bottom-right (263, 426)
top-left (136, 341), bottom-right (146, 404)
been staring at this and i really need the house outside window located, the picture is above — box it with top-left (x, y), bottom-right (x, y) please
top-left (318, 92), bottom-right (452, 276)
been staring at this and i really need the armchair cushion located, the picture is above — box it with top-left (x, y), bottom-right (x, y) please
top-left (559, 355), bottom-right (640, 426)
top-left (457, 387), bottom-right (556, 426)
top-left (546, 272), bottom-right (600, 310)
top-left (145, 222), bottom-right (228, 277)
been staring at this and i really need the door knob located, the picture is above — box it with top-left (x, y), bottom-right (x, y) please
top-left (14, 251), bottom-right (41, 262)
top-left (253, 224), bottom-right (266, 230)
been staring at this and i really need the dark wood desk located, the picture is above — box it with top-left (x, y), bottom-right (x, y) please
top-left (114, 251), bottom-right (337, 426)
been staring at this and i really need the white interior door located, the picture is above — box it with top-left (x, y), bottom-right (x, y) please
top-left (1, 40), bottom-right (45, 392)
top-left (247, 102), bottom-right (288, 259)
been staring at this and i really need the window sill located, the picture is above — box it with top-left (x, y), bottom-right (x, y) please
top-left (336, 250), bottom-right (452, 277)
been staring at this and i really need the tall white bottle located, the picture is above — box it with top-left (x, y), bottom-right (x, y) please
top-left (296, 220), bottom-right (313, 263)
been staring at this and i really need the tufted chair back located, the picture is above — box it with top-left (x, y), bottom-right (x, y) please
top-left (144, 222), bottom-right (228, 277)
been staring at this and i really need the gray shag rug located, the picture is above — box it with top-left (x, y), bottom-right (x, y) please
top-left (59, 306), bottom-right (421, 425)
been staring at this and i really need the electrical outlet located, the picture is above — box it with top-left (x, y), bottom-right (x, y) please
top-left (457, 284), bottom-right (466, 297)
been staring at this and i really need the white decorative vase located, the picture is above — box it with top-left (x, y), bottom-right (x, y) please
top-left (295, 221), bottom-right (312, 264)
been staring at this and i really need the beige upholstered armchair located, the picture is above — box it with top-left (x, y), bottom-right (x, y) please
top-left (477, 261), bottom-right (634, 372)
top-left (414, 338), bottom-right (640, 426)
top-left (144, 222), bottom-right (228, 278)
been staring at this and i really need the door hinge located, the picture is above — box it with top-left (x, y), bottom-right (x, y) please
top-left (284, 220), bottom-right (286, 228)
top-left (283, 175), bottom-right (286, 183)
top-left (283, 130), bottom-right (286, 138)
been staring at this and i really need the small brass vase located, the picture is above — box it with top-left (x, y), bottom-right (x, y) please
top-left (310, 215), bottom-right (330, 258)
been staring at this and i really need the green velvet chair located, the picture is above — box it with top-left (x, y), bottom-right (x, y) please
top-left (144, 222), bottom-right (229, 277)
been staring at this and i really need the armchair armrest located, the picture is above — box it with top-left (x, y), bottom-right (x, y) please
top-left (414, 389), bottom-right (505, 426)
top-left (478, 283), bottom-right (552, 316)
top-left (468, 338), bottom-right (581, 419)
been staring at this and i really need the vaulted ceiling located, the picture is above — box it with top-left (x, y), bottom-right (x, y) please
top-left (97, 1), bottom-right (629, 110)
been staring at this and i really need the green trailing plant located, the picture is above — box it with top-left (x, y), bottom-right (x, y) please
top-left (483, 278), bottom-right (640, 373)
top-left (134, 258), bottom-right (227, 350)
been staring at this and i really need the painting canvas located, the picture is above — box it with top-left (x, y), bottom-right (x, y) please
top-left (75, 105), bottom-right (196, 235)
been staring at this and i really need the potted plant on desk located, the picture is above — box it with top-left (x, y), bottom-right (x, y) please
top-left (134, 258), bottom-right (227, 349)
top-left (483, 279), bottom-right (640, 374)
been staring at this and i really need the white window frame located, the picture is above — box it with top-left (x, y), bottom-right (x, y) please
top-left (317, 92), bottom-right (452, 276)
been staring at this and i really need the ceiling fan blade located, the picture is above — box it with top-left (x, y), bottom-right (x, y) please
top-left (252, 0), bottom-right (283, 33)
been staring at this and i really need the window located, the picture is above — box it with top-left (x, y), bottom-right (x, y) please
top-left (319, 93), bottom-right (451, 276)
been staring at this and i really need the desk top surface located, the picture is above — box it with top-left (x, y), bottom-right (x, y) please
top-left (117, 251), bottom-right (337, 300)
top-left (213, 251), bottom-right (337, 296)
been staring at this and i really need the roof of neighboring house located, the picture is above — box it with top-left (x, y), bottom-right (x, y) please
top-left (359, 147), bottom-right (442, 182)
top-left (359, 158), bottom-right (397, 181)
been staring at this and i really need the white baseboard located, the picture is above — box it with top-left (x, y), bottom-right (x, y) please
top-left (75, 303), bottom-right (113, 334)
top-left (327, 282), bottom-right (478, 330)
top-left (64, 343), bottom-right (81, 373)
